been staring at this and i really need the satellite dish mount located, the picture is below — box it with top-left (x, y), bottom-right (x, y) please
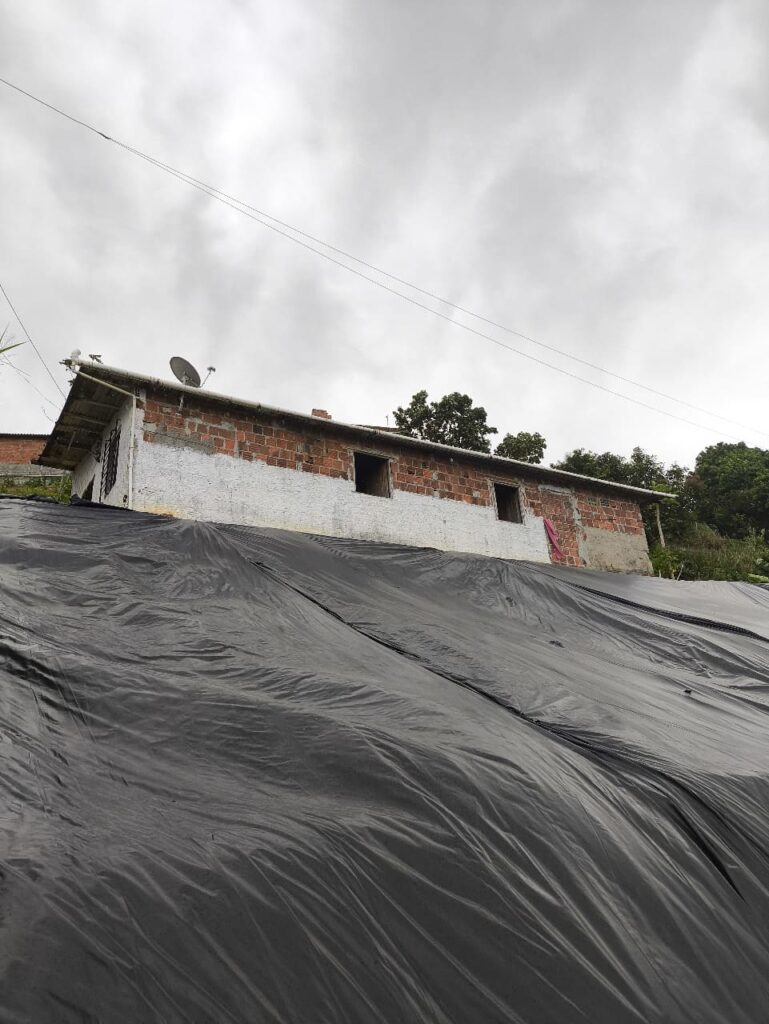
top-left (170, 356), bottom-right (215, 412)
top-left (170, 356), bottom-right (202, 388)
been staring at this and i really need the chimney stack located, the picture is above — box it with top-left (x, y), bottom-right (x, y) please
top-left (311, 408), bottom-right (332, 420)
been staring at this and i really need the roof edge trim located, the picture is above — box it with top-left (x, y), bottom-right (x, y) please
top-left (40, 362), bottom-right (676, 500)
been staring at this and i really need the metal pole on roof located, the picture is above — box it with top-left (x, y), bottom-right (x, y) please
top-left (655, 503), bottom-right (666, 549)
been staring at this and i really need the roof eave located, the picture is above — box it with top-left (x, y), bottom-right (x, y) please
top-left (37, 366), bottom-right (127, 468)
top-left (39, 362), bottom-right (677, 501)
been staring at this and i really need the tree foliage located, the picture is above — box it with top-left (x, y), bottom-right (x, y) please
top-left (688, 443), bottom-right (769, 539)
top-left (552, 442), bottom-right (769, 544)
top-left (495, 431), bottom-right (546, 464)
top-left (393, 390), bottom-right (498, 453)
top-left (552, 446), bottom-right (696, 543)
top-left (392, 388), bottom-right (769, 582)
top-left (552, 446), bottom-right (666, 489)
top-left (555, 442), bottom-right (769, 581)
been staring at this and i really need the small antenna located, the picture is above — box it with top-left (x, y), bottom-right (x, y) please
top-left (202, 365), bottom-right (216, 386)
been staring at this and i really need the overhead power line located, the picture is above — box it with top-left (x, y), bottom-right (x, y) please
top-left (111, 151), bottom-right (752, 441)
top-left (0, 279), bottom-right (66, 398)
top-left (0, 76), bottom-right (761, 442)
top-left (124, 151), bottom-right (763, 440)
top-left (0, 351), bottom-right (60, 408)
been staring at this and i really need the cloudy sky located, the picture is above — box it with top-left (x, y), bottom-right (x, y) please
top-left (1, 0), bottom-right (767, 467)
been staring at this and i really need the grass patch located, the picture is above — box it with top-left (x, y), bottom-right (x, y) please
top-left (1, 476), bottom-right (72, 503)
top-left (650, 524), bottom-right (769, 582)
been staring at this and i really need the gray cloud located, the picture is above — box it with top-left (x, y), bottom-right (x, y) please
top-left (1, 0), bottom-right (767, 466)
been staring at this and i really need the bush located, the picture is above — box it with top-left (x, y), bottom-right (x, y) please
top-left (650, 524), bottom-right (769, 582)
top-left (0, 476), bottom-right (72, 503)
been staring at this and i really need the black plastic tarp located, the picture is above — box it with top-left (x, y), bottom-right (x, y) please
top-left (1, 498), bottom-right (768, 1023)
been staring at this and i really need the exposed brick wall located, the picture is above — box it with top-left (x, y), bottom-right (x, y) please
top-left (142, 397), bottom-right (352, 479)
top-left (140, 391), bottom-right (647, 568)
top-left (576, 492), bottom-right (646, 535)
top-left (523, 488), bottom-right (645, 568)
top-left (391, 453), bottom-right (491, 506)
top-left (524, 487), bottom-right (582, 567)
top-left (0, 436), bottom-right (47, 463)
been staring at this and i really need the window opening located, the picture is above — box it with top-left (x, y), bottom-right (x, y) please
top-left (494, 483), bottom-right (522, 523)
top-left (100, 424), bottom-right (121, 499)
top-left (354, 452), bottom-right (391, 498)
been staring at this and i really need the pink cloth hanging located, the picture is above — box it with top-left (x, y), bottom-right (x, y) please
top-left (544, 518), bottom-right (564, 561)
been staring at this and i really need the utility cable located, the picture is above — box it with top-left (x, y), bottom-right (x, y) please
top-left (0, 76), bottom-right (759, 441)
top-left (122, 147), bottom-right (765, 439)
top-left (100, 146), bottom-right (748, 441)
top-left (0, 279), bottom-right (66, 398)
top-left (0, 352), bottom-right (60, 408)
top-left (0, 318), bottom-right (60, 415)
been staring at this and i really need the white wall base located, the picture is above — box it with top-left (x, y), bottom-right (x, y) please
top-left (134, 440), bottom-right (552, 563)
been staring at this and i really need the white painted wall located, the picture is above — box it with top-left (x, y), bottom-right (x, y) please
top-left (69, 399), bottom-right (655, 569)
top-left (132, 437), bottom-right (552, 562)
top-left (71, 398), bottom-right (137, 506)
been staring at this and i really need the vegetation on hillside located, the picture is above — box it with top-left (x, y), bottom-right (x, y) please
top-left (3, 383), bottom-right (766, 582)
top-left (393, 390), bottom-right (769, 583)
top-left (649, 525), bottom-right (769, 584)
top-left (0, 476), bottom-right (72, 503)
top-left (552, 443), bottom-right (769, 583)
top-left (1, 328), bottom-right (71, 503)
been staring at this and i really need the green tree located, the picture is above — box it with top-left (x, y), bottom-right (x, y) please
top-left (656, 463), bottom-right (699, 541)
top-left (553, 446), bottom-right (697, 544)
top-left (689, 442), bottom-right (769, 538)
top-left (553, 447), bottom-right (625, 482)
top-left (553, 446), bottom-right (667, 489)
top-left (393, 390), bottom-right (498, 453)
top-left (495, 431), bottom-right (547, 464)
top-left (551, 441), bottom-right (769, 581)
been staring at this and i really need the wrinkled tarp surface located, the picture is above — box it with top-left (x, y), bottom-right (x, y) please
top-left (1, 498), bottom-right (768, 1023)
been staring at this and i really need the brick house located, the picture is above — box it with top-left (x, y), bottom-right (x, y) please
top-left (0, 433), bottom-right (48, 464)
top-left (0, 432), bottom-right (68, 486)
top-left (37, 362), bottom-right (669, 572)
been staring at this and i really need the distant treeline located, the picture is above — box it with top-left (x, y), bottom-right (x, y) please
top-left (552, 443), bottom-right (769, 582)
top-left (394, 390), bottom-right (769, 582)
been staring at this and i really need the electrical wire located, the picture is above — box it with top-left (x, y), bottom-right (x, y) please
top-left (0, 76), bottom-right (760, 441)
top-left (103, 147), bottom-right (750, 441)
top-left (0, 279), bottom-right (66, 398)
top-left (0, 352), bottom-right (60, 408)
top-left (122, 148), bottom-right (765, 439)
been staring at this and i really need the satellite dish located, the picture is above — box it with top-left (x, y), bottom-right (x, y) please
top-left (170, 356), bottom-right (202, 388)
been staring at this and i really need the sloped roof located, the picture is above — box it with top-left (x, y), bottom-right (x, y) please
top-left (39, 361), bottom-right (674, 500)
top-left (0, 432), bottom-right (49, 439)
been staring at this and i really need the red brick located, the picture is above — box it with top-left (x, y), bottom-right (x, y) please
top-left (136, 388), bottom-right (649, 568)
top-left (0, 437), bottom-right (46, 462)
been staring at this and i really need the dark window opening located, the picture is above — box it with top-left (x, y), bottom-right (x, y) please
top-left (81, 478), bottom-right (94, 501)
top-left (100, 424), bottom-right (121, 499)
top-left (494, 483), bottom-right (522, 523)
top-left (354, 452), bottom-right (391, 498)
